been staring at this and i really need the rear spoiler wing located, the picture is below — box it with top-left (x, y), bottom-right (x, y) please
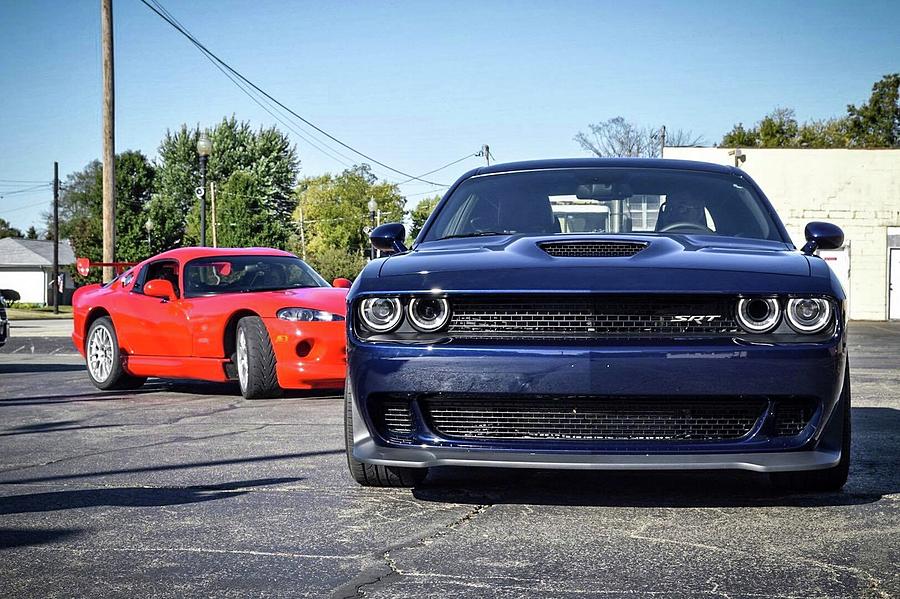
top-left (76, 258), bottom-right (139, 277)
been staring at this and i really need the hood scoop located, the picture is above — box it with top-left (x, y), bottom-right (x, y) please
top-left (538, 240), bottom-right (648, 258)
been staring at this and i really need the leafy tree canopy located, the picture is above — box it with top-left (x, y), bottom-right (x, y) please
top-left (0, 218), bottom-right (22, 239)
top-left (49, 151), bottom-right (155, 283)
top-left (721, 73), bottom-right (899, 148)
top-left (153, 116), bottom-right (300, 250)
top-left (408, 195), bottom-right (441, 242)
top-left (293, 165), bottom-right (404, 259)
top-left (25, 226), bottom-right (38, 240)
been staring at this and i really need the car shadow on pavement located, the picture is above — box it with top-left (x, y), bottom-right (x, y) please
top-left (0, 527), bottom-right (83, 550)
top-left (413, 406), bottom-right (899, 509)
top-left (0, 477), bottom-right (302, 517)
top-left (0, 363), bottom-right (86, 374)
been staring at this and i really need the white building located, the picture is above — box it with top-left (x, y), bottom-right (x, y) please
top-left (0, 238), bottom-right (76, 304)
top-left (664, 148), bottom-right (900, 321)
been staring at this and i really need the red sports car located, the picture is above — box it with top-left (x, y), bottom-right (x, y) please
top-left (72, 247), bottom-right (350, 398)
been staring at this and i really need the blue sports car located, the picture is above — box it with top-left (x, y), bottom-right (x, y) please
top-left (345, 158), bottom-right (849, 492)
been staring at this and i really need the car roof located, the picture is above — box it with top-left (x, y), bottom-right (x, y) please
top-left (147, 247), bottom-right (295, 263)
top-left (466, 157), bottom-right (738, 178)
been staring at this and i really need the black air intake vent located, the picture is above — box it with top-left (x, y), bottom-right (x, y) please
top-left (423, 396), bottom-right (767, 442)
top-left (539, 240), bottom-right (648, 258)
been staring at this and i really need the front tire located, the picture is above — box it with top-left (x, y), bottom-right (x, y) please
top-left (771, 364), bottom-right (851, 493)
top-left (85, 316), bottom-right (146, 391)
top-left (344, 384), bottom-right (426, 487)
top-left (236, 316), bottom-right (281, 399)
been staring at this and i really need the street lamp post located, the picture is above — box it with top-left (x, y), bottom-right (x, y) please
top-left (196, 132), bottom-right (213, 246)
top-left (144, 218), bottom-right (154, 253)
top-left (367, 198), bottom-right (377, 260)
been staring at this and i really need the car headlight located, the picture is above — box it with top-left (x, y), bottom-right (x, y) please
top-left (359, 297), bottom-right (403, 332)
top-left (277, 307), bottom-right (344, 322)
top-left (736, 298), bottom-right (780, 333)
top-left (785, 298), bottom-right (832, 334)
top-left (407, 297), bottom-right (450, 332)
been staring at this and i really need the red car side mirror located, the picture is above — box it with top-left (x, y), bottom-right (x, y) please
top-left (144, 279), bottom-right (176, 301)
top-left (332, 278), bottom-right (352, 289)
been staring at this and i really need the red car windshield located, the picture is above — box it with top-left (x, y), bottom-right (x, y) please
top-left (184, 255), bottom-right (327, 297)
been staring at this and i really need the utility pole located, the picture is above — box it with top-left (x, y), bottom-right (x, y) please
top-left (482, 144), bottom-right (490, 166)
top-left (101, 0), bottom-right (116, 282)
top-left (210, 182), bottom-right (217, 247)
top-left (52, 161), bottom-right (59, 314)
top-left (659, 125), bottom-right (666, 158)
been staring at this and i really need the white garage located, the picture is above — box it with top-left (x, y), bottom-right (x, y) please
top-left (0, 238), bottom-right (75, 305)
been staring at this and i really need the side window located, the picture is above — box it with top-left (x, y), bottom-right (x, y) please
top-left (133, 260), bottom-right (180, 298)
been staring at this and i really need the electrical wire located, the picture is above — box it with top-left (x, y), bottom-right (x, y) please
top-left (395, 153), bottom-right (478, 185)
top-left (140, 0), bottom-right (449, 186)
top-left (0, 183), bottom-right (52, 197)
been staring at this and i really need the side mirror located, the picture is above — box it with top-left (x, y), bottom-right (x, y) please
top-left (370, 222), bottom-right (407, 254)
top-left (144, 279), bottom-right (176, 301)
top-left (332, 277), bottom-right (352, 289)
top-left (801, 221), bottom-right (844, 255)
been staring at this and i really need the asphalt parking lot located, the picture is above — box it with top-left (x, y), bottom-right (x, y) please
top-left (0, 323), bottom-right (898, 598)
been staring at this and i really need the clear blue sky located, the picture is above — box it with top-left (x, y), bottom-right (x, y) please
top-left (1, 0), bottom-right (898, 231)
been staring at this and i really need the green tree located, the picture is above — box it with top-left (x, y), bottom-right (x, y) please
top-left (720, 74), bottom-right (899, 149)
top-left (721, 123), bottom-right (760, 147)
top-left (304, 247), bottom-right (367, 282)
top-left (0, 218), bottom-right (22, 239)
top-left (51, 151), bottom-right (155, 283)
top-left (214, 171), bottom-right (288, 248)
top-left (846, 73), bottom-right (900, 148)
top-left (293, 165), bottom-right (405, 259)
top-left (153, 116), bottom-right (300, 250)
top-left (408, 195), bottom-right (441, 241)
top-left (25, 226), bottom-right (38, 240)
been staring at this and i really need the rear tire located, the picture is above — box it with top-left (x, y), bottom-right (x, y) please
top-left (344, 384), bottom-right (426, 487)
top-left (771, 364), bottom-right (850, 493)
top-left (235, 316), bottom-right (281, 399)
top-left (85, 316), bottom-right (146, 391)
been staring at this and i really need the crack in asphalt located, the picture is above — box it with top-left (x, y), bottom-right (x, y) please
top-left (331, 501), bottom-right (492, 599)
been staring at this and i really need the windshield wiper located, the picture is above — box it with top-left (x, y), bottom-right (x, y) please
top-left (437, 231), bottom-right (514, 241)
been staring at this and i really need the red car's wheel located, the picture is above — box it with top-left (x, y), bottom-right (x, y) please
top-left (85, 316), bottom-right (146, 391)
top-left (236, 316), bottom-right (281, 399)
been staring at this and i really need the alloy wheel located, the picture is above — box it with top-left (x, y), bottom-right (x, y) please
top-left (87, 325), bottom-right (114, 383)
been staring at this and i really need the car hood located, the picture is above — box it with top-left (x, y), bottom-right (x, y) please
top-left (363, 235), bottom-right (834, 295)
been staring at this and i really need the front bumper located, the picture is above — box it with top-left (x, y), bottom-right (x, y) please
top-left (264, 318), bottom-right (346, 389)
top-left (348, 334), bottom-right (847, 472)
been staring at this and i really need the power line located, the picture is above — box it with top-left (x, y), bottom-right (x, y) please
top-left (0, 179), bottom-right (49, 184)
top-left (0, 183), bottom-right (52, 197)
top-left (146, 1), bottom-right (360, 171)
top-left (396, 153), bottom-right (478, 185)
top-left (140, 0), bottom-right (448, 186)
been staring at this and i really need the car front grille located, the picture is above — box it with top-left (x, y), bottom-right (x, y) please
top-left (375, 400), bottom-right (416, 443)
top-left (448, 296), bottom-right (740, 340)
top-left (421, 396), bottom-right (767, 441)
top-left (773, 398), bottom-right (816, 437)
top-left (539, 240), bottom-right (648, 258)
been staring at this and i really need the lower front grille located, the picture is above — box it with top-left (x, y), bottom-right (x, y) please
top-left (773, 398), bottom-right (816, 437)
top-left (423, 397), bottom-right (768, 442)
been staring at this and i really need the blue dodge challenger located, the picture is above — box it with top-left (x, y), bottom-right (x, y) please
top-left (345, 158), bottom-right (849, 492)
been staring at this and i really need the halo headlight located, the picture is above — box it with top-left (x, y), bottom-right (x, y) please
top-left (785, 298), bottom-right (832, 334)
top-left (736, 298), bottom-right (780, 333)
top-left (359, 297), bottom-right (403, 333)
top-left (407, 297), bottom-right (450, 332)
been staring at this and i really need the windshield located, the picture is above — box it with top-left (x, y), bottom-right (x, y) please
top-left (424, 168), bottom-right (783, 242)
top-left (184, 255), bottom-right (327, 297)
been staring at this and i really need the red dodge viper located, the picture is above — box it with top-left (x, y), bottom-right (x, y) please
top-left (72, 247), bottom-right (350, 398)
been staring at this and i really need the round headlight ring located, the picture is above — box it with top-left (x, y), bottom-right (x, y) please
top-left (359, 297), bottom-right (403, 333)
top-left (407, 297), bottom-right (451, 332)
top-left (786, 298), bottom-right (832, 334)
top-left (736, 297), bottom-right (781, 333)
